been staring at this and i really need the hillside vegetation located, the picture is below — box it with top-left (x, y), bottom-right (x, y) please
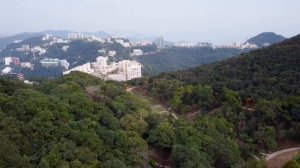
top-left (0, 35), bottom-right (299, 168)
top-left (153, 35), bottom-right (300, 99)
top-left (130, 35), bottom-right (300, 166)
top-left (138, 47), bottom-right (251, 75)
top-left (0, 72), bottom-right (261, 168)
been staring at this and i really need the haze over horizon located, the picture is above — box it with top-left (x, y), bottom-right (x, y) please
top-left (1, 0), bottom-right (299, 44)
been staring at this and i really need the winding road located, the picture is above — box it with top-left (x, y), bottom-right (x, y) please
top-left (264, 147), bottom-right (300, 161)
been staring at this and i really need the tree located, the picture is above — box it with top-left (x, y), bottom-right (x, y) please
top-left (147, 122), bottom-right (175, 148)
top-left (171, 145), bottom-right (211, 168)
top-left (283, 160), bottom-right (300, 168)
top-left (253, 126), bottom-right (277, 150)
top-left (120, 114), bottom-right (148, 135)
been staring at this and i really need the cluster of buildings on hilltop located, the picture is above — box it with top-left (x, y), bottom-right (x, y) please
top-left (214, 42), bottom-right (258, 49)
top-left (15, 44), bottom-right (47, 56)
top-left (2, 57), bottom-right (20, 74)
top-left (63, 56), bottom-right (142, 81)
top-left (154, 36), bottom-right (259, 49)
top-left (172, 41), bottom-right (258, 49)
top-left (173, 41), bottom-right (213, 48)
top-left (68, 33), bottom-right (105, 43)
top-left (43, 34), bottom-right (69, 45)
top-left (14, 34), bottom-right (70, 57)
top-left (67, 33), bottom-right (154, 48)
top-left (2, 56), bottom-right (33, 74)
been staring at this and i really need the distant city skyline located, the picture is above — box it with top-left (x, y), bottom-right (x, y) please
top-left (0, 0), bottom-right (299, 44)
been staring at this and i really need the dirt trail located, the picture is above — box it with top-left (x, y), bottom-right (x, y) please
top-left (127, 87), bottom-right (178, 119)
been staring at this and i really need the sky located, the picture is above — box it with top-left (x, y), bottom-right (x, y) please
top-left (0, 0), bottom-right (299, 44)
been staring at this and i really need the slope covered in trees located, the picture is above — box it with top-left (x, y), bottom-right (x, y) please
top-left (1, 35), bottom-right (299, 167)
top-left (0, 72), bottom-right (152, 167)
top-left (138, 47), bottom-right (251, 75)
top-left (153, 34), bottom-right (300, 100)
top-left (130, 35), bottom-right (300, 166)
top-left (0, 72), bottom-right (261, 167)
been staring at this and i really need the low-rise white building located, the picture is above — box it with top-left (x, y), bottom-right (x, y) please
top-left (40, 58), bottom-right (60, 67)
top-left (21, 62), bottom-right (33, 68)
top-left (98, 49), bottom-right (106, 55)
top-left (108, 50), bottom-right (117, 57)
top-left (40, 58), bottom-right (70, 70)
top-left (132, 49), bottom-right (143, 56)
top-left (16, 45), bottom-right (30, 52)
top-left (2, 67), bottom-right (12, 74)
top-left (32, 46), bottom-right (46, 55)
top-left (62, 45), bottom-right (70, 52)
top-left (42, 34), bottom-right (53, 41)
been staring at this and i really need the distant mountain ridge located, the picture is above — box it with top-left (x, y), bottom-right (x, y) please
top-left (246, 32), bottom-right (285, 47)
top-left (0, 30), bottom-right (111, 49)
top-left (41, 30), bottom-right (110, 39)
top-left (0, 32), bottom-right (42, 49)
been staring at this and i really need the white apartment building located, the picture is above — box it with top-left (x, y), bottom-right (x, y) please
top-left (93, 56), bottom-right (108, 74)
top-left (4, 57), bottom-right (12, 66)
top-left (118, 60), bottom-right (142, 80)
top-left (60, 60), bottom-right (70, 70)
top-left (63, 62), bottom-right (94, 75)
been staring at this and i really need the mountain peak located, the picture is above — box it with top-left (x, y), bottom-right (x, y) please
top-left (246, 32), bottom-right (286, 47)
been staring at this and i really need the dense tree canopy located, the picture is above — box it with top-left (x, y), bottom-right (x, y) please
top-left (130, 35), bottom-right (300, 166)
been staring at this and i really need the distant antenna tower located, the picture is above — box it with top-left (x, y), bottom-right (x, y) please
top-left (32, 51), bottom-right (36, 60)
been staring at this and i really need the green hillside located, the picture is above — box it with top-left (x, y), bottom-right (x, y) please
top-left (1, 35), bottom-right (299, 168)
top-left (0, 71), bottom-right (256, 168)
top-left (129, 35), bottom-right (300, 166)
top-left (153, 34), bottom-right (300, 100)
top-left (138, 47), bottom-right (251, 75)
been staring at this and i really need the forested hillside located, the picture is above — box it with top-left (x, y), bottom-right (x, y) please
top-left (1, 35), bottom-right (299, 168)
top-left (152, 35), bottom-right (300, 99)
top-left (2, 70), bottom-right (287, 167)
top-left (130, 35), bottom-right (300, 166)
top-left (0, 72), bottom-right (152, 167)
top-left (0, 72), bottom-right (254, 167)
top-left (138, 47), bottom-right (251, 75)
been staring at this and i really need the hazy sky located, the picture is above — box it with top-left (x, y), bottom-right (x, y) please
top-left (0, 0), bottom-right (299, 44)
